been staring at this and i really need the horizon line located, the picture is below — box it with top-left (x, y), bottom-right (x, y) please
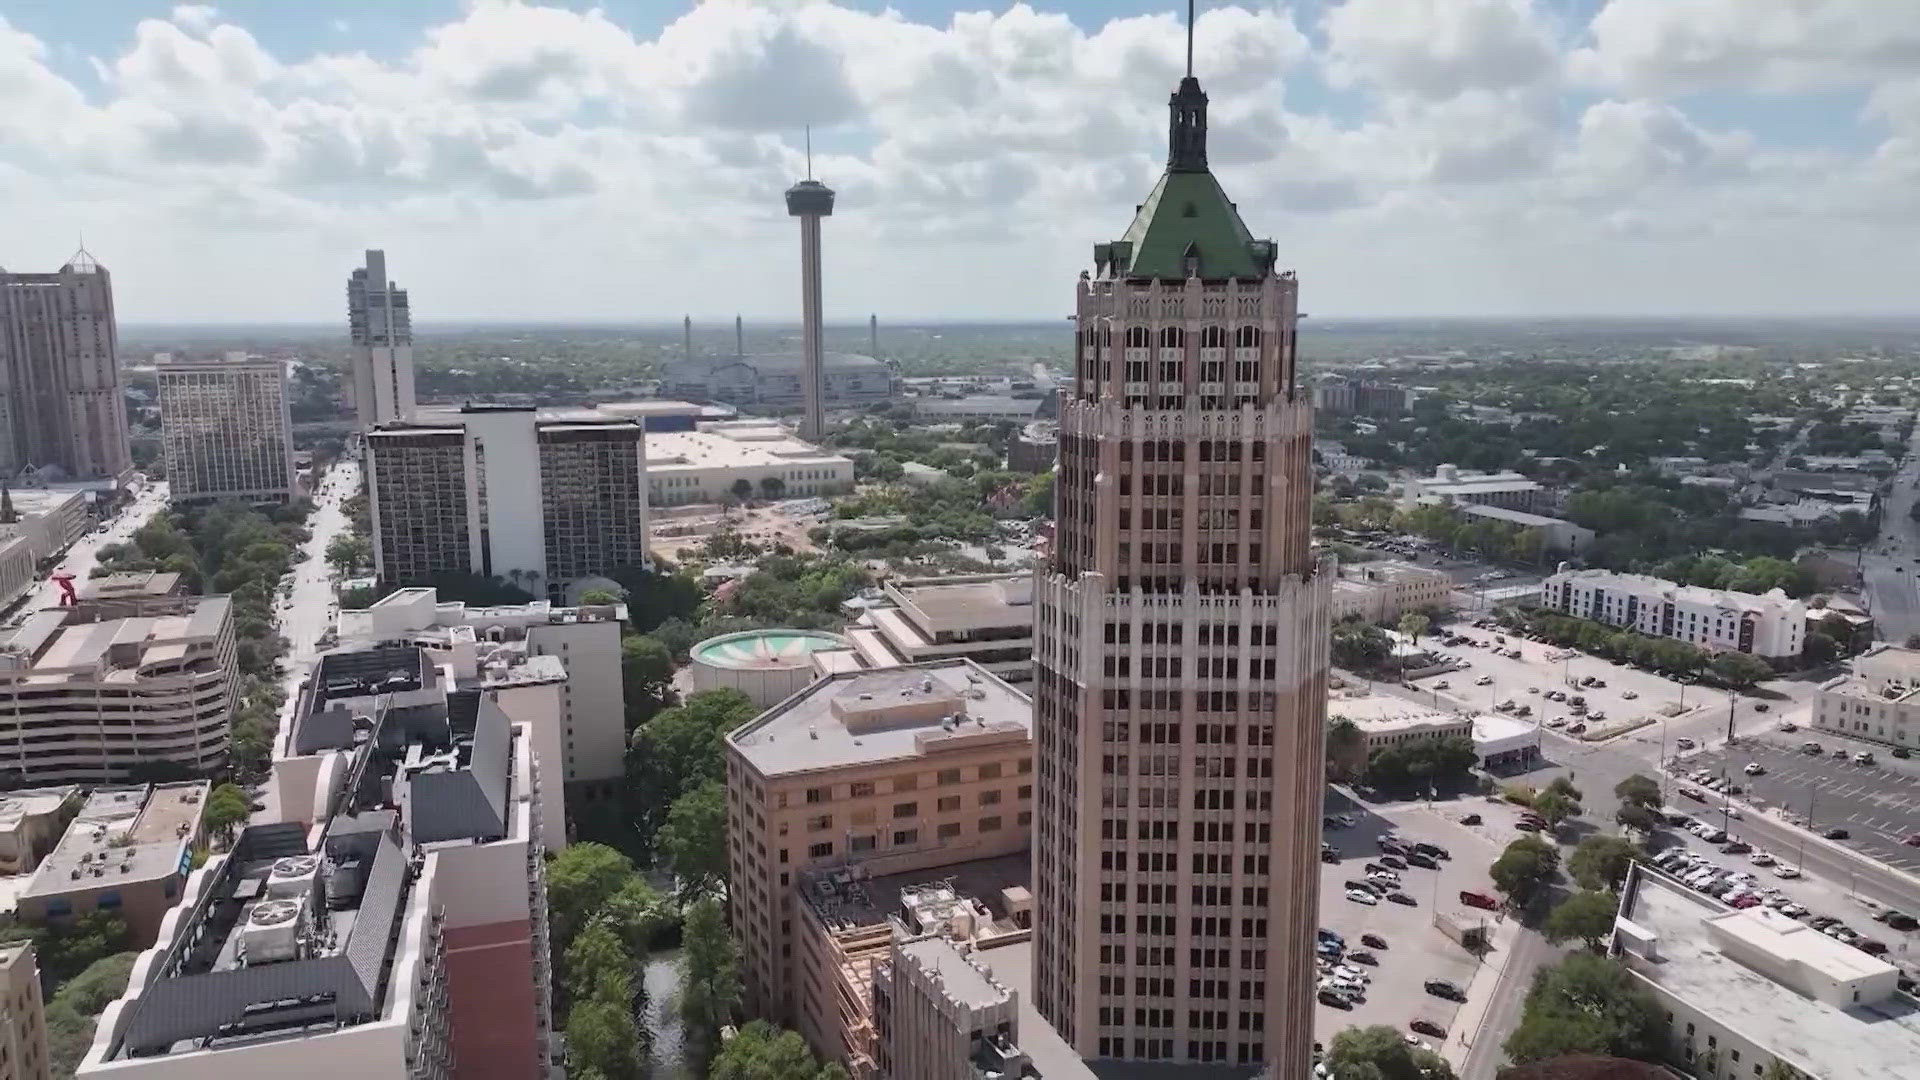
top-left (115, 311), bottom-right (1920, 329)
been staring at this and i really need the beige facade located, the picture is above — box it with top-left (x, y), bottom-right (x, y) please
top-left (0, 596), bottom-right (236, 784)
top-left (1812, 644), bottom-right (1920, 750)
top-left (859, 574), bottom-right (1036, 684)
top-left (0, 943), bottom-right (49, 1080)
top-left (0, 787), bottom-right (80, 876)
top-left (0, 254), bottom-right (133, 482)
top-left (1330, 559), bottom-right (1450, 623)
top-left (1029, 70), bottom-right (1331, 1072)
top-left (645, 422), bottom-right (853, 506)
top-left (15, 783), bottom-right (207, 945)
top-left (723, 661), bottom-right (1034, 1031)
top-left (156, 354), bottom-right (295, 504)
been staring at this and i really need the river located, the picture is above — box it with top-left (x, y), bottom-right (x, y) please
top-left (642, 949), bottom-right (695, 1079)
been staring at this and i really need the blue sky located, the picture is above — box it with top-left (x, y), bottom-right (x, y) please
top-left (0, 1), bottom-right (1915, 322)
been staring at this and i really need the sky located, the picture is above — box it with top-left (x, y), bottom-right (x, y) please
top-left (2, 0), bottom-right (1919, 324)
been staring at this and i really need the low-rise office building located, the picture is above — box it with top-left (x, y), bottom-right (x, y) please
top-left (1330, 559), bottom-right (1451, 623)
top-left (724, 661), bottom-right (1034, 1030)
top-left (1613, 862), bottom-right (1920, 1080)
top-left (334, 587), bottom-right (627, 801)
top-left (912, 396), bottom-right (1050, 423)
top-left (0, 485), bottom-right (91, 566)
top-left (1404, 464), bottom-right (1547, 513)
top-left (1812, 644), bottom-right (1920, 750)
top-left (87, 644), bottom-right (560, 1079)
top-left (1541, 569), bottom-right (1806, 661)
top-left (0, 787), bottom-right (80, 876)
top-left (0, 595), bottom-right (236, 784)
top-left (1326, 693), bottom-right (1473, 755)
top-left (0, 942), bottom-right (49, 1080)
top-left (1454, 503), bottom-right (1596, 555)
top-left (855, 575), bottom-right (1036, 684)
top-left (15, 782), bottom-right (207, 944)
top-left (645, 421), bottom-right (853, 506)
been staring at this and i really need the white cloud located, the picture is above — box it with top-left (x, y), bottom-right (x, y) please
top-left (0, 2), bottom-right (1910, 320)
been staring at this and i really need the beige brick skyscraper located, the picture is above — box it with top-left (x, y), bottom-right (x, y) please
top-left (1029, 43), bottom-right (1332, 1074)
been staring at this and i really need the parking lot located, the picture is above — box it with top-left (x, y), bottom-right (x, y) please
top-left (1409, 626), bottom-right (1705, 742)
top-left (1313, 802), bottom-right (1507, 1049)
top-left (1686, 739), bottom-right (1920, 872)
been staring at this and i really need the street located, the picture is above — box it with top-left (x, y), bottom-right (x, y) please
top-left (17, 481), bottom-right (169, 612)
top-left (1860, 424), bottom-right (1920, 644)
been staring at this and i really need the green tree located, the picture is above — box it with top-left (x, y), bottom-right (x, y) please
top-left (1569, 835), bottom-right (1637, 891)
top-left (564, 921), bottom-right (635, 1004)
top-left (324, 533), bottom-right (371, 575)
top-left (578, 588), bottom-right (622, 606)
top-left (1613, 773), bottom-right (1662, 810)
top-left (1544, 890), bottom-right (1620, 951)
top-left (730, 477), bottom-right (755, 504)
top-left (1326, 716), bottom-right (1368, 782)
top-left (1490, 836), bottom-right (1559, 906)
top-left (607, 565), bottom-right (703, 633)
top-left (1711, 651), bottom-right (1773, 690)
top-left (1544, 776), bottom-right (1583, 803)
top-left (1398, 612), bottom-right (1431, 648)
top-left (546, 843), bottom-right (636, 954)
top-left (1503, 953), bottom-right (1665, 1064)
top-left (1532, 789), bottom-right (1580, 828)
top-left (625, 690), bottom-right (758, 853)
top-left (759, 476), bottom-right (787, 500)
top-left (1802, 632), bottom-right (1838, 665)
top-left (1762, 1060), bottom-right (1807, 1080)
top-left (203, 782), bottom-right (251, 843)
top-left (1326, 1023), bottom-right (1457, 1080)
top-left (710, 1020), bottom-right (853, 1080)
top-left (566, 995), bottom-right (640, 1080)
top-left (620, 634), bottom-right (675, 728)
top-left (45, 951), bottom-right (137, 1077)
top-left (1615, 803), bottom-right (1662, 834)
top-left (680, 896), bottom-right (743, 1067)
top-left (659, 780), bottom-right (728, 900)
top-left (1332, 618), bottom-right (1393, 669)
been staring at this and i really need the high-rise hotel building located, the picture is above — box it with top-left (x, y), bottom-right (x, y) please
top-left (157, 353), bottom-right (296, 504)
top-left (1029, 65), bottom-right (1332, 1071)
top-left (0, 252), bottom-right (133, 481)
top-left (347, 249), bottom-right (416, 430)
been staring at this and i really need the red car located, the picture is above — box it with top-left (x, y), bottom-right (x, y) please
top-left (1459, 890), bottom-right (1499, 911)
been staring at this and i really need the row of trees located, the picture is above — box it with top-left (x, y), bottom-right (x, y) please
top-left (1502, 608), bottom-right (1779, 686)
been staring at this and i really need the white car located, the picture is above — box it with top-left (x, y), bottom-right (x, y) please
top-left (1744, 762), bottom-right (1766, 776)
top-left (1346, 889), bottom-right (1380, 905)
top-left (1622, 690), bottom-right (1639, 700)
top-left (1773, 864), bottom-right (1802, 879)
top-left (1749, 851), bottom-right (1776, 866)
top-left (1475, 675), bottom-right (1494, 686)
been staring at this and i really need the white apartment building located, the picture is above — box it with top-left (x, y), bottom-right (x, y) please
top-left (1541, 569), bottom-right (1806, 661)
top-left (1404, 464), bottom-right (1547, 513)
top-left (1812, 644), bottom-right (1920, 750)
top-left (365, 405), bottom-right (650, 600)
top-left (335, 587), bottom-right (627, 801)
top-left (83, 644), bottom-right (558, 1080)
top-left (646, 421), bottom-right (853, 506)
top-left (0, 596), bottom-right (236, 784)
top-left (1613, 864), bottom-right (1920, 1080)
top-left (1330, 559), bottom-right (1451, 623)
top-left (346, 250), bottom-right (415, 430)
top-left (157, 354), bottom-right (295, 504)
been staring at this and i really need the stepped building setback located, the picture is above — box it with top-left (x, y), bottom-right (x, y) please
top-left (1030, 30), bottom-right (1331, 1071)
top-left (346, 250), bottom-right (416, 430)
top-left (0, 252), bottom-right (134, 483)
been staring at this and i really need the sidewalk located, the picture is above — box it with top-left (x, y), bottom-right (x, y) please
top-left (1440, 907), bottom-right (1526, 1073)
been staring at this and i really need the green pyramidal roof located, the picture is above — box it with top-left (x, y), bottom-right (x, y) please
top-left (1101, 169), bottom-right (1274, 282)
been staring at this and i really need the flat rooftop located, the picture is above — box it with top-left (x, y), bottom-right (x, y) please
top-left (1456, 504), bottom-right (1577, 528)
top-left (21, 782), bottom-right (207, 898)
top-left (1326, 692), bottom-right (1466, 733)
top-left (1551, 570), bottom-right (1798, 615)
top-left (1339, 559), bottom-right (1443, 584)
top-left (645, 427), bottom-right (851, 472)
top-left (899, 935), bottom-right (1008, 1009)
top-left (728, 660), bottom-right (1031, 779)
top-left (0, 597), bottom-right (229, 683)
top-left (0, 786), bottom-right (77, 830)
top-left (1621, 868), bottom-right (1920, 1080)
top-left (1829, 644), bottom-right (1920, 704)
top-left (802, 852), bottom-right (1031, 937)
top-left (887, 575), bottom-right (1034, 631)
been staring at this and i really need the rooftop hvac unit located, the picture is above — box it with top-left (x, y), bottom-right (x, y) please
top-left (268, 855), bottom-right (322, 898)
top-left (241, 897), bottom-right (308, 964)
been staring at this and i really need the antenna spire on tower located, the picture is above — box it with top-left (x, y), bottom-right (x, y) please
top-left (805, 125), bottom-right (813, 180)
top-left (1186, 0), bottom-right (1195, 77)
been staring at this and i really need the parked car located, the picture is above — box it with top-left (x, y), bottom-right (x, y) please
top-left (1754, 702), bottom-right (1770, 712)
top-left (1802, 741), bottom-right (1824, 754)
top-left (1779, 721), bottom-right (1799, 733)
top-left (1424, 980), bottom-right (1465, 1001)
top-left (1855, 751), bottom-right (1877, 765)
top-left (1723, 841), bottom-right (1751, 854)
top-left (1744, 762), bottom-right (1766, 775)
top-left (1773, 864), bottom-right (1802, 878)
top-left (1410, 1019), bottom-right (1448, 1038)
top-left (1459, 890), bottom-right (1500, 911)
top-left (1406, 853), bottom-right (1439, 870)
top-left (1459, 813), bottom-right (1482, 826)
top-left (1360, 933), bottom-right (1388, 950)
top-left (1676, 737), bottom-right (1697, 750)
top-left (1381, 855), bottom-right (1408, 869)
top-left (1387, 891), bottom-right (1417, 906)
top-left (1825, 827), bottom-right (1852, 840)
top-left (1414, 842), bottom-right (1451, 860)
top-left (1895, 747), bottom-right (1912, 759)
top-left (1345, 889), bottom-right (1379, 906)
top-left (1347, 950), bottom-right (1377, 966)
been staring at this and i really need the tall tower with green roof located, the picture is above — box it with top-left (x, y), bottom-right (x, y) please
top-left (1029, 3), bottom-right (1329, 1070)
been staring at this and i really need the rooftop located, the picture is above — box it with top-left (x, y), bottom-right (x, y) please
top-left (645, 425), bottom-right (851, 472)
top-left (0, 596), bottom-right (230, 683)
top-left (20, 782), bottom-right (207, 899)
top-left (1338, 559), bottom-right (1445, 585)
top-left (1617, 866), bottom-right (1920, 1080)
top-left (898, 935), bottom-right (1009, 1010)
top-left (1455, 504), bottom-right (1580, 528)
top-left (1826, 644), bottom-right (1920, 704)
top-left (0, 786), bottom-right (78, 831)
top-left (801, 852), bottom-right (1032, 940)
top-left (1326, 693), bottom-right (1467, 735)
top-left (83, 572), bottom-right (184, 600)
top-left (728, 660), bottom-right (1032, 779)
top-left (1549, 569), bottom-right (1804, 615)
top-left (885, 574), bottom-right (1035, 633)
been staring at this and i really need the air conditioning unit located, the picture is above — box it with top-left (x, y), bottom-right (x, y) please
top-left (267, 855), bottom-right (321, 898)
top-left (241, 897), bottom-right (308, 964)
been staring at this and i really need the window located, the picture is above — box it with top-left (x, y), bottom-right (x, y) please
top-left (980, 816), bottom-right (1003, 832)
top-left (979, 762), bottom-right (1002, 780)
top-left (808, 841), bottom-right (834, 858)
top-left (979, 789), bottom-right (1002, 806)
top-left (893, 828), bottom-right (919, 846)
top-left (850, 781), bottom-right (875, 798)
top-left (893, 774), bottom-right (918, 792)
top-left (937, 822), bottom-right (962, 839)
top-left (805, 786), bottom-right (830, 804)
top-left (893, 801), bottom-right (918, 818)
top-left (850, 835), bottom-right (876, 853)
top-left (937, 768), bottom-right (963, 785)
top-left (938, 796), bottom-right (961, 813)
top-left (806, 814), bottom-right (832, 831)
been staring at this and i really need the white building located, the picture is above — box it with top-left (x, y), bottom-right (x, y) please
top-left (1540, 569), bottom-right (1806, 661)
top-left (365, 404), bottom-right (650, 600)
top-left (0, 595), bottom-right (235, 784)
top-left (1454, 503), bottom-right (1595, 555)
top-left (157, 353), bottom-right (295, 504)
top-left (1404, 464), bottom-right (1547, 513)
top-left (912, 396), bottom-right (1051, 422)
top-left (854, 574), bottom-right (1037, 684)
top-left (645, 421), bottom-right (853, 506)
top-left (1327, 693), bottom-right (1471, 754)
top-left (1811, 644), bottom-right (1920, 751)
top-left (1330, 559), bottom-right (1451, 623)
top-left (346, 249), bottom-right (416, 430)
top-left (1613, 863), bottom-right (1920, 1080)
top-left (334, 587), bottom-right (628, 801)
top-left (84, 642), bottom-right (559, 1079)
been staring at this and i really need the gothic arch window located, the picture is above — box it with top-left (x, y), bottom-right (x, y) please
top-left (1159, 326), bottom-right (1185, 348)
top-left (1199, 326), bottom-right (1228, 349)
top-left (1126, 326), bottom-right (1153, 349)
top-left (1235, 326), bottom-right (1261, 348)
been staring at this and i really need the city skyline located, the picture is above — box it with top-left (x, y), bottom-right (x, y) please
top-left (2, 2), bottom-right (1919, 322)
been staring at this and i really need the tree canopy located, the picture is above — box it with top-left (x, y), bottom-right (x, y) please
top-left (709, 1021), bottom-right (853, 1080)
top-left (1503, 953), bottom-right (1666, 1065)
top-left (658, 780), bottom-right (728, 901)
top-left (1326, 1024), bottom-right (1457, 1080)
top-left (1363, 735), bottom-right (1479, 790)
top-left (1491, 836), bottom-right (1560, 906)
top-left (1544, 891), bottom-right (1622, 951)
top-left (1569, 835), bottom-right (1637, 892)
